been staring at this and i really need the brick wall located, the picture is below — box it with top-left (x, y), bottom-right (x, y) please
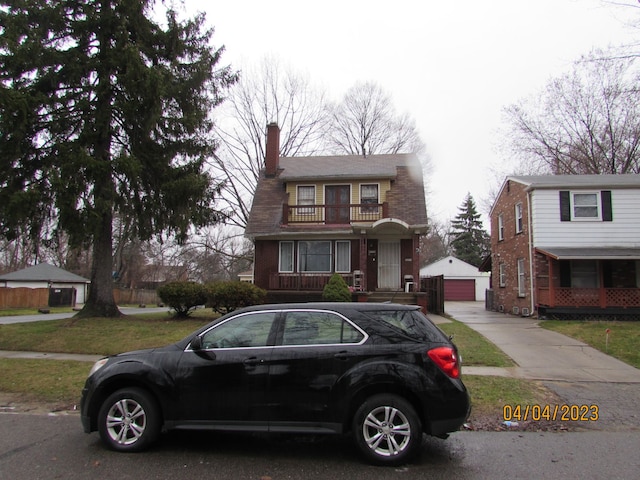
top-left (490, 179), bottom-right (533, 315)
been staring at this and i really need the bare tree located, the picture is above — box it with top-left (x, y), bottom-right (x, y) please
top-left (419, 218), bottom-right (451, 267)
top-left (212, 56), bottom-right (330, 229)
top-left (501, 51), bottom-right (640, 175)
top-left (325, 82), bottom-right (425, 157)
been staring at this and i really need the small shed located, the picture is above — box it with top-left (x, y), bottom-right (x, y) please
top-left (420, 256), bottom-right (490, 301)
top-left (0, 263), bottom-right (90, 306)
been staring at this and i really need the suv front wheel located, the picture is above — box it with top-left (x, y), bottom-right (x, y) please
top-left (98, 387), bottom-right (161, 452)
top-left (352, 394), bottom-right (422, 465)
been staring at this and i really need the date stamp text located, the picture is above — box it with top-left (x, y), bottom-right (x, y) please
top-left (502, 404), bottom-right (599, 422)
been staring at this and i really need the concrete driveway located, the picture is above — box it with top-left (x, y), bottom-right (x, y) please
top-left (443, 301), bottom-right (640, 431)
top-left (443, 301), bottom-right (640, 383)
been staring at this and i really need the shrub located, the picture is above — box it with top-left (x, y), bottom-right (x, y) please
top-left (157, 281), bottom-right (207, 318)
top-left (322, 273), bottom-right (352, 302)
top-left (206, 281), bottom-right (267, 314)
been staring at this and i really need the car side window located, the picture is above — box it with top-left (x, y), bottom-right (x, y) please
top-left (201, 312), bottom-right (276, 349)
top-left (282, 311), bottom-right (364, 346)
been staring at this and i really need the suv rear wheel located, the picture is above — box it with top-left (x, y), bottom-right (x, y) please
top-left (352, 394), bottom-right (422, 465)
top-left (98, 388), bottom-right (161, 452)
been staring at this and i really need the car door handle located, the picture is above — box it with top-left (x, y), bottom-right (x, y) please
top-left (243, 357), bottom-right (263, 366)
top-left (334, 351), bottom-right (350, 360)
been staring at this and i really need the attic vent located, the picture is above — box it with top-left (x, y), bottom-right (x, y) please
top-left (498, 305), bottom-right (504, 313)
top-left (512, 306), bottom-right (520, 315)
top-left (521, 307), bottom-right (530, 317)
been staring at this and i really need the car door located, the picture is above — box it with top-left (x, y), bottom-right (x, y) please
top-left (175, 311), bottom-right (278, 427)
top-left (266, 309), bottom-right (367, 429)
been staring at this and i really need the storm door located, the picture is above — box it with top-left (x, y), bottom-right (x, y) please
top-left (378, 241), bottom-right (401, 289)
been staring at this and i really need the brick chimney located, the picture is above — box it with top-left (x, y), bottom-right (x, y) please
top-left (265, 122), bottom-right (280, 177)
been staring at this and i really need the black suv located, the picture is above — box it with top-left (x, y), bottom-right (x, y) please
top-left (81, 303), bottom-right (470, 465)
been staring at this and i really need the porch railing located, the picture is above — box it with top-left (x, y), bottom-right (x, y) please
top-left (537, 287), bottom-right (640, 308)
top-left (282, 203), bottom-right (388, 225)
top-left (269, 273), bottom-right (354, 291)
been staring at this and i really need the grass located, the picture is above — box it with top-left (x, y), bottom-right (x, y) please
top-left (540, 320), bottom-right (640, 369)
top-left (0, 314), bottom-right (213, 356)
top-left (0, 358), bottom-right (89, 407)
top-left (437, 320), bottom-right (515, 367)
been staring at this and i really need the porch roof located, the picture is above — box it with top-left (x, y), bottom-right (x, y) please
top-left (536, 247), bottom-right (640, 260)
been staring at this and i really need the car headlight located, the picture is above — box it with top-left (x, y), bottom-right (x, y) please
top-left (88, 358), bottom-right (109, 377)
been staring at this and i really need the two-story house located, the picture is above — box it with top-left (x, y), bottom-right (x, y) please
top-left (489, 174), bottom-right (640, 318)
top-left (245, 123), bottom-right (428, 302)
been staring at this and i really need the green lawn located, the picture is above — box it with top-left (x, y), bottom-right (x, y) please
top-left (0, 314), bottom-right (212, 355)
top-left (437, 320), bottom-right (515, 367)
top-left (540, 320), bottom-right (640, 368)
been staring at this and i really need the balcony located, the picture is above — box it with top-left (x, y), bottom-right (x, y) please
top-left (283, 203), bottom-right (388, 225)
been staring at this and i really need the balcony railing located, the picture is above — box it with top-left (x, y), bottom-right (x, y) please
top-left (283, 203), bottom-right (388, 225)
top-left (537, 287), bottom-right (640, 308)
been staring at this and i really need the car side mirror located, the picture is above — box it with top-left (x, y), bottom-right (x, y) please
top-left (190, 335), bottom-right (203, 351)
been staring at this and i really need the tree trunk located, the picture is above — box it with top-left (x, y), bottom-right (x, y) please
top-left (76, 210), bottom-right (121, 318)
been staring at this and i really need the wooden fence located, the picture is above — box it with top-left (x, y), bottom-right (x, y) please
top-left (0, 287), bottom-right (160, 309)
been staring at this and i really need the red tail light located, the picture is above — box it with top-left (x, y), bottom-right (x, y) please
top-left (428, 346), bottom-right (460, 379)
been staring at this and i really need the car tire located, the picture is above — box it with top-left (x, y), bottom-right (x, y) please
top-left (98, 387), bottom-right (161, 452)
top-left (352, 394), bottom-right (422, 465)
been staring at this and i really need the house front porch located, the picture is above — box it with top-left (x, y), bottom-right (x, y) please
top-left (535, 247), bottom-right (640, 319)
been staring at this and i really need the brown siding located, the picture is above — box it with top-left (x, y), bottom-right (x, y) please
top-left (253, 240), bottom-right (280, 290)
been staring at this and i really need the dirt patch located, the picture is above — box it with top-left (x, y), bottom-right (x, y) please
top-left (463, 411), bottom-right (577, 432)
top-left (0, 393), bottom-right (78, 415)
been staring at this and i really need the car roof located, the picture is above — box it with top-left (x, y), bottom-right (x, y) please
top-left (234, 302), bottom-right (421, 313)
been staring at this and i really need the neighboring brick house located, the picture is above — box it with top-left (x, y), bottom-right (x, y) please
top-left (489, 174), bottom-right (640, 318)
top-left (245, 124), bottom-right (428, 300)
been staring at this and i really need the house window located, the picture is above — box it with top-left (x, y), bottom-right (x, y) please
top-left (499, 263), bottom-right (506, 287)
top-left (298, 241), bottom-right (332, 272)
top-left (571, 260), bottom-right (598, 288)
top-left (517, 258), bottom-right (526, 297)
top-left (515, 203), bottom-right (523, 233)
top-left (279, 242), bottom-right (294, 272)
top-left (297, 185), bottom-right (316, 215)
top-left (498, 214), bottom-right (504, 241)
top-left (360, 184), bottom-right (379, 214)
top-left (335, 241), bottom-right (351, 273)
top-left (573, 192), bottom-right (599, 219)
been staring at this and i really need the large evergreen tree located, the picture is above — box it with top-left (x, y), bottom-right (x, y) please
top-left (0, 0), bottom-right (237, 317)
top-left (449, 194), bottom-right (490, 267)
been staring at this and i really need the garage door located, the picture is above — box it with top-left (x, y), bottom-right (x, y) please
top-left (444, 279), bottom-right (475, 301)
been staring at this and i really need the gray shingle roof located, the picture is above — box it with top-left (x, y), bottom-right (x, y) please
top-left (509, 174), bottom-right (640, 189)
top-left (0, 263), bottom-right (90, 283)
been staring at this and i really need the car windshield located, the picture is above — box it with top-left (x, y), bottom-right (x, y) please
top-left (361, 309), bottom-right (444, 343)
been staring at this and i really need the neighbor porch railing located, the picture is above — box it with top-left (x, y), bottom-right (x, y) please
top-left (537, 287), bottom-right (640, 308)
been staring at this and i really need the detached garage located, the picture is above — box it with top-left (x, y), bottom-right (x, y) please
top-left (420, 256), bottom-right (490, 301)
top-left (0, 263), bottom-right (90, 308)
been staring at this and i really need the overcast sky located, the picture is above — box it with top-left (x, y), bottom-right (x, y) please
top-left (185, 0), bottom-right (639, 226)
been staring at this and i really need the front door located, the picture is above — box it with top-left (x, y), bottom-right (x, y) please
top-left (325, 185), bottom-right (350, 224)
top-left (378, 241), bottom-right (401, 289)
